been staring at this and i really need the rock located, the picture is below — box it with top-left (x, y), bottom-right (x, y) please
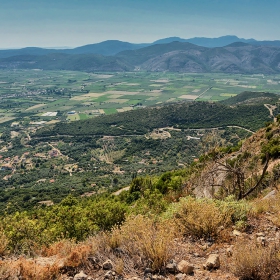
top-left (144, 268), bottom-right (153, 275)
top-left (175, 273), bottom-right (186, 280)
top-left (74, 271), bottom-right (88, 280)
top-left (177, 260), bottom-right (194, 275)
top-left (104, 271), bottom-right (113, 280)
top-left (256, 232), bottom-right (265, 237)
top-left (232, 230), bottom-right (242, 237)
top-left (166, 260), bottom-right (177, 273)
top-left (201, 244), bottom-right (208, 251)
top-left (203, 254), bottom-right (220, 270)
top-left (87, 278), bottom-right (93, 280)
top-left (226, 246), bottom-right (233, 257)
top-left (143, 274), bottom-right (152, 280)
top-left (257, 236), bottom-right (267, 246)
top-left (103, 259), bottom-right (113, 270)
top-left (262, 190), bottom-right (276, 200)
top-left (152, 275), bottom-right (165, 280)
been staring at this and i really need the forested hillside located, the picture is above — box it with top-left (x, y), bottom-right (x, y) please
top-left (36, 101), bottom-right (271, 137)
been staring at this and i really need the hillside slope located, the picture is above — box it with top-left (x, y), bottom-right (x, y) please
top-left (36, 97), bottom-right (273, 137)
top-left (1, 117), bottom-right (280, 280)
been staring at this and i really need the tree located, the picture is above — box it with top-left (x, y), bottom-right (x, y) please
top-left (193, 149), bottom-right (270, 200)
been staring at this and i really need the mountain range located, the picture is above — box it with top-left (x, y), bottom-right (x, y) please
top-left (1, 35), bottom-right (280, 58)
top-left (1, 40), bottom-right (280, 74)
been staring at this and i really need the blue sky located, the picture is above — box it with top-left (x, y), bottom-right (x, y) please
top-left (1, 0), bottom-right (279, 48)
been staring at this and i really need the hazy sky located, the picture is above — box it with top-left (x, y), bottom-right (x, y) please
top-left (1, 0), bottom-right (279, 48)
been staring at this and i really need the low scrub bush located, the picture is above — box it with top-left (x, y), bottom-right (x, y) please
top-left (232, 240), bottom-right (280, 280)
top-left (171, 197), bottom-right (231, 239)
top-left (116, 215), bottom-right (175, 271)
top-left (216, 196), bottom-right (251, 227)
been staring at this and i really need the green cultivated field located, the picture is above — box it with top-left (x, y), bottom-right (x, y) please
top-left (0, 70), bottom-right (280, 129)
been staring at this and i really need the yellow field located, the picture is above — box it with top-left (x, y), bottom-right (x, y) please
top-left (150, 89), bottom-right (162, 93)
top-left (25, 104), bottom-right (46, 111)
top-left (71, 96), bottom-right (89, 101)
top-left (220, 93), bottom-right (238, 97)
top-left (92, 74), bottom-right (114, 79)
top-left (150, 79), bottom-right (169, 83)
top-left (179, 95), bottom-right (198, 100)
top-left (81, 92), bottom-right (105, 98)
top-left (46, 120), bottom-right (60, 125)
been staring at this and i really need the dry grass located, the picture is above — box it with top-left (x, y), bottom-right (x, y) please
top-left (118, 215), bottom-right (175, 271)
top-left (42, 239), bottom-right (93, 267)
top-left (0, 232), bottom-right (9, 256)
top-left (92, 215), bottom-right (176, 271)
top-left (0, 258), bottom-right (60, 280)
top-left (252, 193), bottom-right (280, 226)
top-left (232, 240), bottom-right (280, 280)
top-left (174, 198), bottom-right (230, 240)
top-left (42, 239), bottom-right (76, 257)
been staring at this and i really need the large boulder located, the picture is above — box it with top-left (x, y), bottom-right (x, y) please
top-left (103, 259), bottom-right (113, 270)
top-left (177, 260), bottom-right (194, 275)
top-left (203, 254), bottom-right (220, 270)
top-left (74, 271), bottom-right (88, 280)
top-left (166, 260), bottom-right (177, 273)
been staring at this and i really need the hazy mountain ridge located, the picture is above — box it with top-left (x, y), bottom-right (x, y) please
top-left (1, 35), bottom-right (280, 59)
top-left (1, 41), bottom-right (280, 73)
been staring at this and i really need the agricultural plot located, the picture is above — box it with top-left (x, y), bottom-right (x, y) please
top-left (0, 69), bottom-right (280, 130)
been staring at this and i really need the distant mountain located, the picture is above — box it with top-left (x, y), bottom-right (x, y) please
top-left (152, 37), bottom-right (189, 44)
top-left (0, 41), bottom-right (149, 59)
top-left (117, 41), bottom-right (205, 66)
top-left (0, 53), bottom-right (133, 72)
top-left (63, 40), bottom-right (149, 56)
top-left (151, 35), bottom-right (255, 48)
top-left (0, 47), bottom-right (57, 59)
top-left (152, 36), bottom-right (280, 48)
top-left (185, 35), bottom-right (256, 48)
top-left (117, 42), bottom-right (280, 73)
top-left (1, 36), bottom-right (280, 59)
top-left (1, 41), bottom-right (280, 74)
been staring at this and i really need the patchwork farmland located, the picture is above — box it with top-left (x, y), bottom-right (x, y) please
top-left (0, 69), bottom-right (280, 130)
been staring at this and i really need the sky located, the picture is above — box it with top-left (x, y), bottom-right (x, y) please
top-left (1, 0), bottom-right (280, 49)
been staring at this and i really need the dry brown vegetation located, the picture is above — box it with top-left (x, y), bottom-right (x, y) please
top-left (232, 240), bottom-right (280, 280)
top-left (174, 197), bottom-right (231, 240)
top-left (1, 195), bottom-right (280, 279)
